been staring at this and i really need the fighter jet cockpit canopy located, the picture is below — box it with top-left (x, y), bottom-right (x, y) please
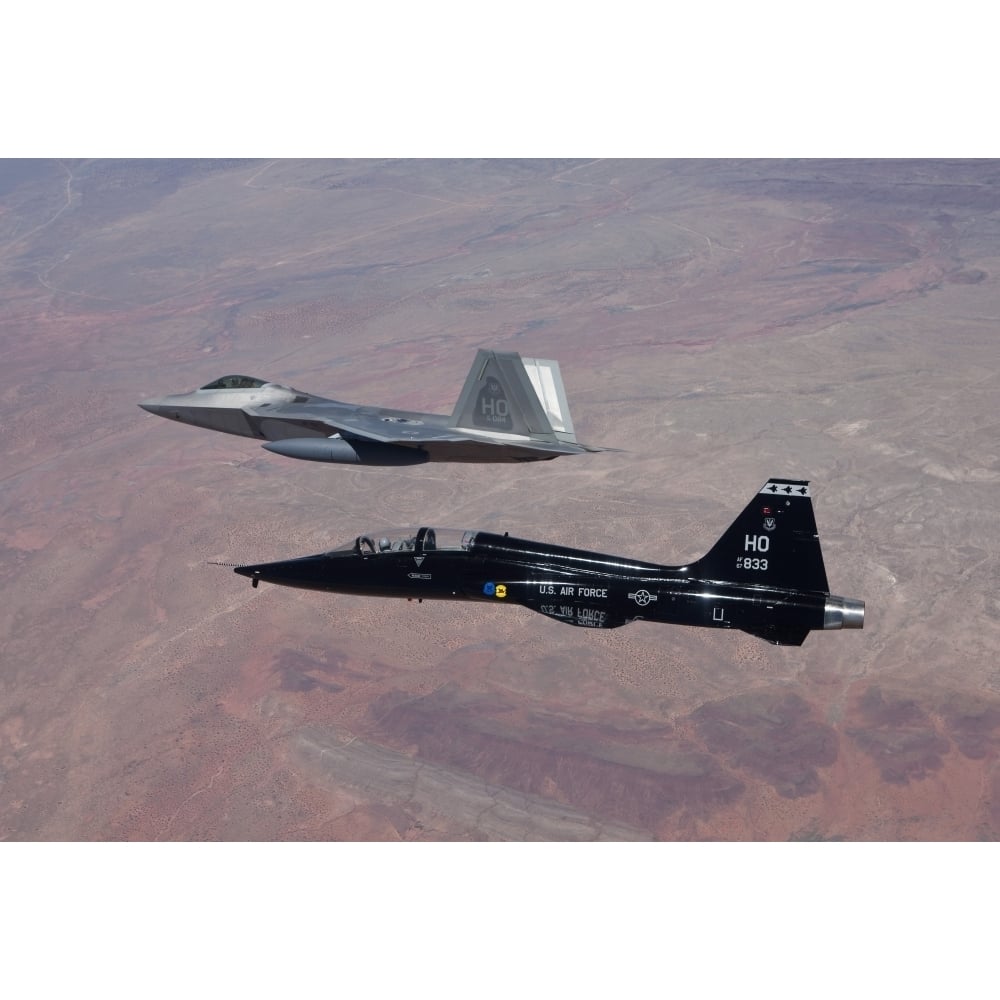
top-left (328, 527), bottom-right (479, 556)
top-left (200, 375), bottom-right (270, 390)
top-left (196, 376), bottom-right (310, 404)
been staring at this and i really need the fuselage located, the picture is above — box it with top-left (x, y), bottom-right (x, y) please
top-left (138, 381), bottom-right (451, 442)
top-left (138, 381), bottom-right (577, 463)
top-left (234, 526), bottom-right (864, 644)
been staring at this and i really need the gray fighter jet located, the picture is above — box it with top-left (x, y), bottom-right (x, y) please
top-left (139, 350), bottom-right (609, 465)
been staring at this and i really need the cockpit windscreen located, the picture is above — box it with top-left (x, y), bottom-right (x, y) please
top-left (328, 527), bottom-right (477, 556)
top-left (200, 375), bottom-right (269, 390)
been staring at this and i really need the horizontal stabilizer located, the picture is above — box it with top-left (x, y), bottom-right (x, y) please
top-left (741, 626), bottom-right (810, 646)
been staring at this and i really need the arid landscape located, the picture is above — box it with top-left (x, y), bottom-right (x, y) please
top-left (2, 158), bottom-right (998, 840)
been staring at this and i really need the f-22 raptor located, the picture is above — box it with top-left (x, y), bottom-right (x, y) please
top-left (139, 350), bottom-right (607, 465)
top-left (233, 479), bottom-right (865, 646)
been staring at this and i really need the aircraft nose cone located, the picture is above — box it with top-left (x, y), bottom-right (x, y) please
top-left (138, 397), bottom-right (168, 416)
top-left (234, 564), bottom-right (264, 588)
top-left (232, 554), bottom-right (334, 591)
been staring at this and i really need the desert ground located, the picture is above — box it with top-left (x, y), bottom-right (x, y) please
top-left (1, 158), bottom-right (998, 840)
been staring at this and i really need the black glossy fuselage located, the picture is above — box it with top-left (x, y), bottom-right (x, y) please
top-left (236, 531), bottom-right (842, 645)
top-left (233, 480), bottom-right (865, 646)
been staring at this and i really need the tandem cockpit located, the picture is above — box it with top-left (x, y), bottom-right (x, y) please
top-left (332, 527), bottom-right (478, 557)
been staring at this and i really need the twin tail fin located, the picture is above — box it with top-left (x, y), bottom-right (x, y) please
top-left (450, 350), bottom-right (577, 443)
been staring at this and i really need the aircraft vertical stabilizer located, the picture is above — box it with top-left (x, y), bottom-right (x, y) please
top-left (450, 350), bottom-right (567, 441)
top-left (690, 479), bottom-right (831, 594)
top-left (521, 356), bottom-right (576, 443)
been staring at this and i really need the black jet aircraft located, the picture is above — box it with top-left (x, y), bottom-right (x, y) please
top-left (232, 479), bottom-right (864, 646)
top-left (139, 349), bottom-right (608, 465)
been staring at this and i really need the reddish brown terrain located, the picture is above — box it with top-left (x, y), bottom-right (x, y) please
top-left (2, 159), bottom-right (998, 840)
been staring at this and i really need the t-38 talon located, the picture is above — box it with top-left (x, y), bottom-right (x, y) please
top-left (234, 479), bottom-right (864, 646)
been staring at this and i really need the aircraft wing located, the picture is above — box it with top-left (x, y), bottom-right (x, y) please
top-left (254, 404), bottom-right (462, 444)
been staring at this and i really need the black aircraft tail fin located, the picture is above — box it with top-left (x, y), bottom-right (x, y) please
top-left (449, 350), bottom-right (577, 443)
top-left (690, 479), bottom-right (830, 594)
